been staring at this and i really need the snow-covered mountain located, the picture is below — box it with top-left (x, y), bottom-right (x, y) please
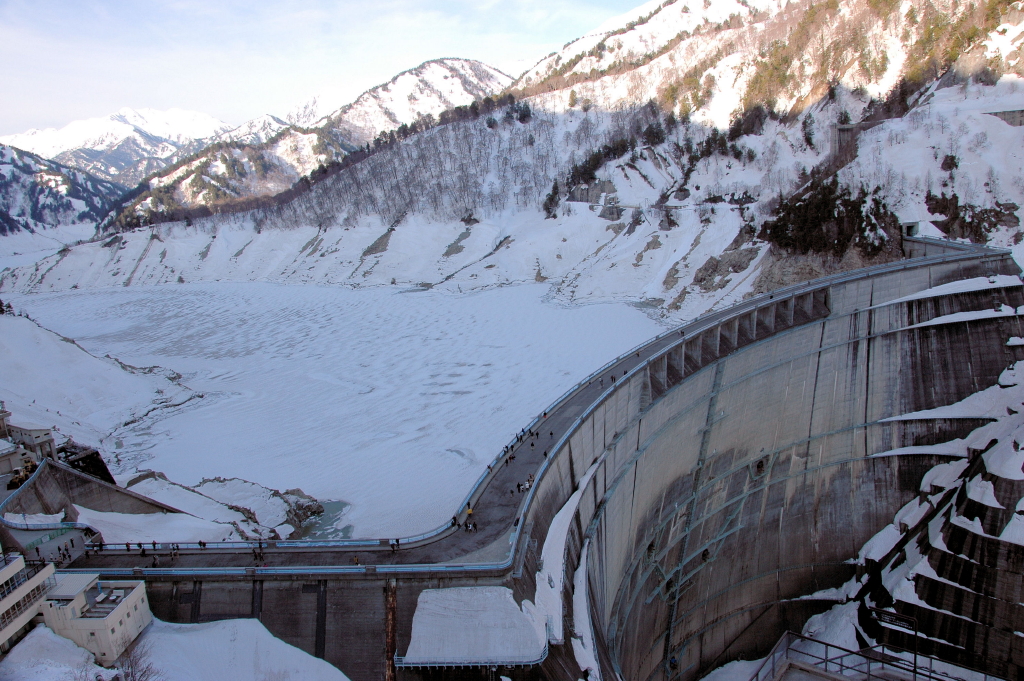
top-left (4, 0), bottom-right (1024, 325)
top-left (0, 143), bottom-right (123, 236)
top-left (0, 108), bottom-right (232, 188)
top-left (214, 114), bottom-right (292, 146)
top-left (100, 58), bottom-right (513, 228)
top-left (288, 58), bottom-right (513, 138)
top-left (308, 58), bottom-right (513, 143)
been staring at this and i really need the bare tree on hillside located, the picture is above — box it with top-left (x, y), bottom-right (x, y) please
top-left (116, 637), bottom-right (162, 681)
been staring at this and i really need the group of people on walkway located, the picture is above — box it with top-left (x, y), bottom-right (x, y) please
top-left (43, 539), bottom-right (75, 566)
top-left (511, 473), bottom-right (535, 496)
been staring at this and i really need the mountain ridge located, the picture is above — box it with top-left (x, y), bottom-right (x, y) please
top-left (0, 107), bottom-right (232, 188)
top-left (0, 143), bottom-right (124, 236)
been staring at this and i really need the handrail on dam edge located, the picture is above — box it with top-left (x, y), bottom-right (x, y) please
top-left (30, 236), bottom-right (1020, 579)
top-left (750, 630), bottom-right (1001, 681)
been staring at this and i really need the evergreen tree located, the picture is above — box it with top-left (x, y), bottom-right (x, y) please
top-left (543, 181), bottom-right (560, 219)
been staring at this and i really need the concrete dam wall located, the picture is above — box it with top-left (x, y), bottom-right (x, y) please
top-left (54, 237), bottom-right (1024, 681)
top-left (512, 238), bottom-right (1024, 681)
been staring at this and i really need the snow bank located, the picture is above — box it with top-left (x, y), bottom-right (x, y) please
top-left (402, 587), bottom-right (546, 665)
top-left (4, 511), bottom-right (64, 526)
top-left (0, 625), bottom-right (117, 681)
top-left (797, 602), bottom-right (863, 654)
top-left (194, 478), bottom-right (293, 528)
top-left (571, 539), bottom-right (601, 681)
top-left (74, 505), bottom-right (237, 544)
top-left (907, 305), bottom-right (1022, 329)
top-left (140, 618), bottom-right (349, 681)
top-left (700, 659), bottom-right (765, 681)
top-left (128, 477), bottom-right (250, 526)
top-left (858, 523), bottom-right (902, 562)
top-left (534, 460), bottom-right (600, 643)
top-left (883, 275), bottom-right (1022, 306)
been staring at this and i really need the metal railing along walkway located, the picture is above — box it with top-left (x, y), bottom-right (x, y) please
top-left (751, 631), bottom-right (1003, 681)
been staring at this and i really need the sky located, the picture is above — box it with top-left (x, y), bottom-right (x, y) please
top-left (0, 0), bottom-right (644, 136)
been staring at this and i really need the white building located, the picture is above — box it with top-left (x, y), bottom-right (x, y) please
top-left (7, 423), bottom-right (56, 461)
top-left (0, 439), bottom-right (37, 476)
top-left (42, 573), bottom-right (152, 665)
top-left (0, 554), bottom-right (56, 654)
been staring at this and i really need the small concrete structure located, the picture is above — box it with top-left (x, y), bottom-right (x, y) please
top-left (0, 554), bottom-right (56, 654)
top-left (0, 439), bottom-right (35, 476)
top-left (42, 573), bottom-right (152, 665)
top-left (7, 423), bottom-right (56, 461)
top-left (986, 109), bottom-right (1024, 126)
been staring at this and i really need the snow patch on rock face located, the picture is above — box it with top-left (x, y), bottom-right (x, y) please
top-left (74, 504), bottom-right (239, 544)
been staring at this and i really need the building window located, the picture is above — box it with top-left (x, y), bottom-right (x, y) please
top-left (0, 581), bottom-right (52, 631)
top-left (134, 604), bottom-right (138, 611)
top-left (90, 632), bottom-right (95, 636)
top-left (126, 611), bottom-right (131, 618)
top-left (118, 619), bottom-right (123, 627)
top-left (110, 628), bottom-right (115, 635)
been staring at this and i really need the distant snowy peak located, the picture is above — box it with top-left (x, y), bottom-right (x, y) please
top-left (295, 58), bottom-right (513, 144)
top-left (0, 108), bottom-right (232, 188)
top-left (215, 114), bottom-right (291, 145)
top-left (107, 107), bottom-right (232, 145)
top-left (0, 108), bottom-right (230, 159)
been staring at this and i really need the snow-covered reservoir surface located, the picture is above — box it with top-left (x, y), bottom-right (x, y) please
top-left (10, 282), bottom-right (663, 539)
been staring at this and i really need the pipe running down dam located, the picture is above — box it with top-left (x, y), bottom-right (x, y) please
top-left (35, 236), bottom-right (1024, 680)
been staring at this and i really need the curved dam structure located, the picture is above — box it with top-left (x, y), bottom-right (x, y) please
top-left (30, 236), bottom-right (1024, 681)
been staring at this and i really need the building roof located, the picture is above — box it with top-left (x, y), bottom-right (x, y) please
top-left (46, 572), bottom-right (98, 600)
top-left (11, 423), bottom-right (49, 432)
top-left (0, 440), bottom-right (14, 456)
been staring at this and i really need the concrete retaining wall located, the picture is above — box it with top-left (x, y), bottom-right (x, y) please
top-left (0, 460), bottom-right (181, 553)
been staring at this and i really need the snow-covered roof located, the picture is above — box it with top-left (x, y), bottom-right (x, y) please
top-left (0, 440), bottom-right (15, 456)
top-left (11, 422), bottom-right (48, 432)
top-left (401, 587), bottom-right (546, 665)
top-left (46, 572), bottom-right (98, 600)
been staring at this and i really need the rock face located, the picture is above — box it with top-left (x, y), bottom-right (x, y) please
top-left (750, 241), bottom-right (903, 294)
